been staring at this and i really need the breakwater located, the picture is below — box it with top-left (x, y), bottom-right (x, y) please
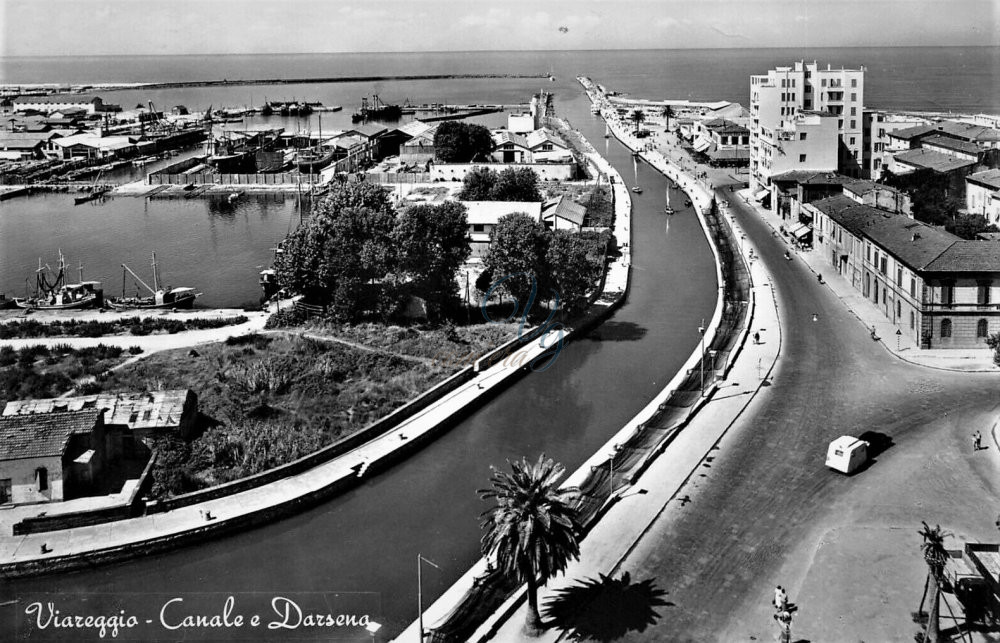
top-left (99, 73), bottom-right (550, 92)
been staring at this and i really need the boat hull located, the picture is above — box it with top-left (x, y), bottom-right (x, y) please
top-left (107, 293), bottom-right (197, 310)
top-left (14, 295), bottom-right (99, 311)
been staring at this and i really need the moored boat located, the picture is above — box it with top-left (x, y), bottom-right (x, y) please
top-left (108, 252), bottom-right (200, 310)
top-left (14, 254), bottom-right (103, 310)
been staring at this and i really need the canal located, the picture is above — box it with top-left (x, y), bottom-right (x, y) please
top-left (0, 88), bottom-right (718, 640)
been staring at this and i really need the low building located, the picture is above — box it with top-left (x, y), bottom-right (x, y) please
top-left (863, 110), bottom-right (930, 180)
top-left (460, 200), bottom-right (544, 258)
top-left (807, 194), bottom-right (1000, 349)
top-left (541, 196), bottom-right (586, 232)
top-left (52, 134), bottom-right (138, 160)
top-left (525, 129), bottom-right (571, 162)
top-left (769, 171), bottom-right (854, 223)
top-left (691, 118), bottom-right (750, 168)
top-left (888, 148), bottom-right (979, 197)
top-left (492, 131), bottom-right (531, 163)
top-left (0, 410), bottom-right (124, 505)
top-left (11, 95), bottom-right (119, 115)
top-left (966, 169), bottom-right (1000, 225)
top-left (3, 389), bottom-right (198, 445)
top-left (508, 112), bottom-right (537, 134)
top-left (841, 179), bottom-right (911, 216)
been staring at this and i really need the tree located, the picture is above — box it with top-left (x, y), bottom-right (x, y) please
top-left (276, 181), bottom-right (399, 319)
top-left (490, 167), bottom-right (543, 202)
top-left (916, 521), bottom-right (951, 643)
top-left (881, 169), bottom-right (961, 227)
top-left (946, 213), bottom-right (998, 240)
top-left (312, 180), bottom-right (394, 220)
top-left (630, 109), bottom-right (646, 136)
top-left (434, 121), bottom-right (494, 163)
top-left (482, 212), bottom-right (551, 311)
top-left (661, 105), bottom-right (674, 132)
top-left (459, 166), bottom-right (499, 201)
top-left (392, 201), bottom-right (471, 318)
top-left (986, 332), bottom-right (1000, 367)
top-left (546, 230), bottom-right (604, 315)
top-left (479, 455), bottom-right (581, 635)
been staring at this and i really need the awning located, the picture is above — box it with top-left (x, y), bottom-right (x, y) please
top-left (789, 223), bottom-right (811, 239)
top-left (693, 137), bottom-right (712, 153)
top-left (753, 188), bottom-right (770, 202)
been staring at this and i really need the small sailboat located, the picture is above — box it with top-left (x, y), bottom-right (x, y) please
top-left (108, 252), bottom-right (199, 310)
top-left (664, 186), bottom-right (674, 215)
top-left (604, 122), bottom-right (610, 138)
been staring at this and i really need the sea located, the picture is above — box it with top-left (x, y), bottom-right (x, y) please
top-left (1, 47), bottom-right (998, 306)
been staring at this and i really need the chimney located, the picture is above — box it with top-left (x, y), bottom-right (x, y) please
top-left (911, 232), bottom-right (921, 241)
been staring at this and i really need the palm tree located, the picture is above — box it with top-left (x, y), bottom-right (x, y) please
top-left (479, 455), bottom-right (582, 636)
top-left (916, 521), bottom-right (951, 643)
top-left (661, 105), bottom-right (674, 132)
top-left (630, 109), bottom-right (646, 136)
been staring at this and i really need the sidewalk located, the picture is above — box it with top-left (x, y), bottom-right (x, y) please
top-left (738, 191), bottom-right (998, 372)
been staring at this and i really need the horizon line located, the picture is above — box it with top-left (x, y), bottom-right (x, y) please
top-left (3, 43), bottom-right (998, 59)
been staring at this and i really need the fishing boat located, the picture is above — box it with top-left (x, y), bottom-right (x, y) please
top-left (664, 186), bottom-right (674, 215)
top-left (259, 240), bottom-right (285, 302)
top-left (351, 94), bottom-right (402, 123)
top-left (14, 254), bottom-right (103, 310)
top-left (74, 169), bottom-right (110, 205)
top-left (108, 252), bottom-right (199, 310)
top-left (295, 113), bottom-right (335, 173)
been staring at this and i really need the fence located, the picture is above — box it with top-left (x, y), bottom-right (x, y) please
top-left (365, 172), bottom-right (432, 184)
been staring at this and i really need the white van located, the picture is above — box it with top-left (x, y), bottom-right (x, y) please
top-left (826, 436), bottom-right (869, 474)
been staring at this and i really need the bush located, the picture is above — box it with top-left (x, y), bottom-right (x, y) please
top-left (128, 345), bottom-right (144, 355)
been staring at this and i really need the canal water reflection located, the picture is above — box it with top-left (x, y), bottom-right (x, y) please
top-left (0, 89), bottom-right (718, 640)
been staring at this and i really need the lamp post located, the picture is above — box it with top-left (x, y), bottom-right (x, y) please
top-left (417, 554), bottom-right (441, 642)
top-left (609, 443), bottom-right (621, 497)
top-left (708, 349), bottom-right (718, 384)
top-left (698, 319), bottom-right (706, 396)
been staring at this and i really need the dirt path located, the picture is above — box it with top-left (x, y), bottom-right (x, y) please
top-left (266, 329), bottom-right (439, 366)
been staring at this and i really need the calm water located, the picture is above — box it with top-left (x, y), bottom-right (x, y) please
top-left (2, 47), bottom-right (997, 305)
top-left (0, 47), bottom-right (995, 640)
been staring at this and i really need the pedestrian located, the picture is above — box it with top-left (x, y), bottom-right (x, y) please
top-left (773, 585), bottom-right (786, 609)
top-left (973, 431), bottom-right (982, 451)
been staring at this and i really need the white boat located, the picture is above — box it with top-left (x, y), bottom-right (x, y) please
top-left (664, 186), bottom-right (674, 215)
top-left (632, 186), bottom-right (643, 194)
top-left (108, 252), bottom-right (200, 310)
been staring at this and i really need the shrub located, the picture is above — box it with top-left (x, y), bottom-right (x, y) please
top-left (128, 345), bottom-right (144, 355)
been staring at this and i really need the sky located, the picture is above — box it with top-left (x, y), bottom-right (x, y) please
top-left (1, 0), bottom-right (998, 57)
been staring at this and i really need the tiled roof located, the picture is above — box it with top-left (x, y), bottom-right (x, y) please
top-left (892, 148), bottom-right (977, 173)
top-left (842, 179), bottom-right (879, 195)
top-left (492, 130), bottom-right (530, 149)
top-left (967, 169), bottom-right (1000, 191)
top-left (0, 410), bottom-right (99, 461)
top-left (771, 171), bottom-right (852, 185)
top-left (923, 241), bottom-right (1000, 272)
top-left (890, 120), bottom-right (1000, 143)
top-left (348, 123), bottom-right (388, 139)
top-left (526, 129), bottom-right (566, 151)
top-left (542, 196), bottom-right (586, 227)
top-left (4, 390), bottom-right (192, 430)
top-left (887, 124), bottom-right (937, 141)
top-left (702, 119), bottom-right (748, 135)
top-left (919, 135), bottom-right (982, 156)
top-left (809, 195), bottom-right (959, 272)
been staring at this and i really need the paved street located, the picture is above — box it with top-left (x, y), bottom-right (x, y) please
top-left (611, 190), bottom-right (1000, 642)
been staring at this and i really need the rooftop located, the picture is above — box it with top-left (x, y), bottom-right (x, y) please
top-left (542, 196), bottom-right (586, 228)
top-left (459, 200), bottom-right (542, 226)
top-left (890, 120), bottom-right (1000, 143)
top-left (919, 135), bottom-right (982, 156)
top-left (966, 169), bottom-right (1000, 191)
top-left (3, 390), bottom-right (193, 431)
top-left (892, 148), bottom-right (977, 173)
top-left (0, 410), bottom-right (100, 461)
top-left (923, 241), bottom-right (1000, 273)
top-left (492, 130), bottom-right (530, 149)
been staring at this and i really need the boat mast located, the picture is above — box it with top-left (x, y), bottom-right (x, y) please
top-left (122, 263), bottom-right (155, 295)
top-left (151, 251), bottom-right (160, 292)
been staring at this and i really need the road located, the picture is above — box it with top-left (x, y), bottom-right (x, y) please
top-left (611, 187), bottom-right (1000, 642)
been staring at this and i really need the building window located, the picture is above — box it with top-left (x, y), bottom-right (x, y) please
top-left (942, 284), bottom-right (954, 307)
top-left (850, 136), bottom-right (856, 145)
top-left (799, 133), bottom-right (807, 140)
top-left (977, 319), bottom-right (989, 338)
top-left (941, 318), bottom-right (952, 338)
top-left (822, 79), bottom-right (827, 87)
top-left (978, 282), bottom-right (991, 305)
top-left (850, 120), bottom-right (856, 129)
top-left (799, 154), bottom-right (806, 162)
top-left (36, 467), bottom-right (48, 492)
top-left (910, 277), bottom-right (916, 298)
top-left (472, 224), bottom-right (485, 233)
top-left (896, 268), bottom-right (902, 286)
top-left (851, 79), bottom-right (857, 88)
top-left (839, 119), bottom-right (844, 129)
top-left (850, 107), bottom-right (857, 116)
top-left (880, 256), bottom-right (887, 275)
top-left (851, 92), bottom-right (857, 101)
top-left (910, 310), bottom-right (915, 329)
top-left (896, 300), bottom-right (902, 318)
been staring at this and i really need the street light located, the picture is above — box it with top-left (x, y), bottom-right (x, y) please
top-left (609, 443), bottom-right (621, 497)
top-left (417, 554), bottom-right (441, 642)
top-left (698, 319), bottom-right (706, 397)
top-left (708, 349), bottom-right (718, 383)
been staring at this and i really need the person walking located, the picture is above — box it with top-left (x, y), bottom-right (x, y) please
top-left (754, 331), bottom-right (761, 345)
top-left (773, 585), bottom-right (787, 610)
top-left (973, 430), bottom-right (982, 451)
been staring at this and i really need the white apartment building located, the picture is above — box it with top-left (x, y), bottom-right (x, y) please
top-left (750, 61), bottom-right (866, 193)
top-left (863, 110), bottom-right (929, 180)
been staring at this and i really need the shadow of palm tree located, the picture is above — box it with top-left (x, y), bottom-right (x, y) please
top-left (543, 572), bottom-right (673, 641)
